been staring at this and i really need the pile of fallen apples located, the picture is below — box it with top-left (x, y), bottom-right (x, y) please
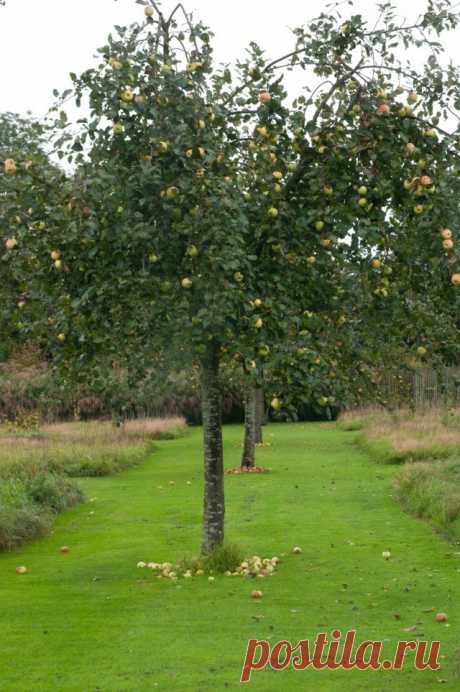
top-left (136, 554), bottom-right (280, 581)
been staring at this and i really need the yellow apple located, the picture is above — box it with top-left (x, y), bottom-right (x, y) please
top-left (307, 256), bottom-right (316, 265)
top-left (451, 273), bottom-right (460, 286)
top-left (371, 259), bottom-right (381, 269)
top-left (255, 318), bottom-right (263, 329)
top-left (407, 91), bottom-right (418, 104)
top-left (254, 298), bottom-right (263, 308)
top-left (315, 220), bottom-right (325, 231)
top-left (267, 207), bottom-right (278, 218)
top-left (165, 186), bottom-right (179, 199)
top-left (149, 253), bottom-right (159, 263)
top-left (51, 250), bottom-right (61, 261)
top-left (233, 272), bottom-right (244, 283)
top-left (181, 278), bottom-right (193, 289)
top-left (358, 185), bottom-right (368, 196)
top-left (144, 5), bottom-right (155, 17)
top-left (57, 333), bottom-right (66, 343)
top-left (187, 245), bottom-right (199, 258)
top-left (256, 126), bottom-right (269, 138)
top-left (4, 158), bottom-right (17, 175)
top-left (272, 171), bottom-right (283, 180)
top-left (112, 122), bottom-right (124, 135)
top-left (109, 58), bottom-right (123, 70)
top-left (271, 397), bottom-right (281, 410)
top-left (358, 197), bottom-right (368, 208)
top-left (120, 89), bottom-right (134, 103)
top-left (417, 346), bottom-right (427, 357)
top-left (323, 185), bottom-right (333, 195)
top-left (414, 204), bottom-right (425, 214)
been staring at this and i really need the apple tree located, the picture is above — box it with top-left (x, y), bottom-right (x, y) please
top-left (3, 0), bottom-right (460, 553)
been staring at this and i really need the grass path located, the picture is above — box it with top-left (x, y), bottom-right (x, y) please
top-left (0, 423), bottom-right (459, 691)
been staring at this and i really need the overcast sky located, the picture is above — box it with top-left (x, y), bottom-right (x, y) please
top-left (1, 0), bottom-right (460, 120)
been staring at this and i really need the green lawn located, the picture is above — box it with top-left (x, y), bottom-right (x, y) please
top-left (0, 423), bottom-right (459, 691)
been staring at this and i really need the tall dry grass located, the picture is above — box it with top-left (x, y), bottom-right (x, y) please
top-left (340, 407), bottom-right (460, 457)
top-left (0, 417), bottom-right (187, 476)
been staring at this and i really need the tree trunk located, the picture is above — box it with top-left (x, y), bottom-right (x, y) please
top-left (255, 386), bottom-right (265, 444)
top-left (200, 342), bottom-right (225, 554)
top-left (241, 385), bottom-right (257, 468)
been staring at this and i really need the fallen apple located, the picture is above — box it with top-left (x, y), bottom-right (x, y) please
top-left (292, 546), bottom-right (302, 554)
top-left (436, 613), bottom-right (448, 623)
top-left (16, 566), bottom-right (27, 574)
top-left (251, 590), bottom-right (263, 599)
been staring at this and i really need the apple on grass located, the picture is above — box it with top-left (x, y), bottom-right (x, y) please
top-left (251, 590), bottom-right (263, 599)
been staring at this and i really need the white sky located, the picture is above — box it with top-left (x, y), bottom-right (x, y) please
top-left (1, 0), bottom-right (460, 120)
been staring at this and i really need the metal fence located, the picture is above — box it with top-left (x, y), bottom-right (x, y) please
top-left (381, 368), bottom-right (460, 409)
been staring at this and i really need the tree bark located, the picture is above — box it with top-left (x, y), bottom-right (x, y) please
top-left (200, 342), bottom-right (225, 554)
top-left (241, 385), bottom-right (257, 468)
top-left (255, 386), bottom-right (265, 444)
